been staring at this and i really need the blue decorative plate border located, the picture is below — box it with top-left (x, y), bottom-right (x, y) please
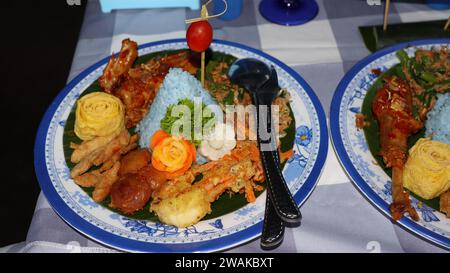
top-left (34, 39), bottom-right (328, 252)
top-left (330, 39), bottom-right (450, 250)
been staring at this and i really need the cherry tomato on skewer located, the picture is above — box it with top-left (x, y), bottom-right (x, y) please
top-left (186, 20), bottom-right (213, 52)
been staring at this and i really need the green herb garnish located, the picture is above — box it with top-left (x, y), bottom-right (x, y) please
top-left (160, 98), bottom-right (215, 145)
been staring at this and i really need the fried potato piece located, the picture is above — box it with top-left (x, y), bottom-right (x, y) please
top-left (151, 188), bottom-right (211, 228)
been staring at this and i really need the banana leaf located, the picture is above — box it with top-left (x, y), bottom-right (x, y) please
top-left (360, 20), bottom-right (450, 52)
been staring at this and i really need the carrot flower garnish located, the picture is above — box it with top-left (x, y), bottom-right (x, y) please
top-left (150, 130), bottom-right (196, 179)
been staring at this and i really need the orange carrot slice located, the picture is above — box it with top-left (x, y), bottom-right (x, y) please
top-left (150, 130), bottom-right (170, 149)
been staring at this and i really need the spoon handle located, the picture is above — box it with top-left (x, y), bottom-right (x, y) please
top-left (260, 188), bottom-right (285, 250)
top-left (260, 150), bottom-right (301, 223)
top-left (256, 103), bottom-right (302, 224)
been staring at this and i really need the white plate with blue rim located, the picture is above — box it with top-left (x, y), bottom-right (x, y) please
top-left (330, 39), bottom-right (450, 250)
top-left (34, 39), bottom-right (328, 252)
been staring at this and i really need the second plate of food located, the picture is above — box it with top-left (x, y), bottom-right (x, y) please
top-left (34, 39), bottom-right (328, 252)
top-left (331, 39), bottom-right (450, 249)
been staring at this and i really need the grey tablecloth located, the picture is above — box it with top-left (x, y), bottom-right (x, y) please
top-left (3, 0), bottom-right (450, 253)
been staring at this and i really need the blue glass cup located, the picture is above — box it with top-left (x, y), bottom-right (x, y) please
top-left (213, 0), bottom-right (243, 21)
top-left (259, 0), bottom-right (319, 26)
top-left (425, 0), bottom-right (450, 10)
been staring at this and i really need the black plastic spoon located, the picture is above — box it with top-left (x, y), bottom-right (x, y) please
top-left (229, 58), bottom-right (301, 248)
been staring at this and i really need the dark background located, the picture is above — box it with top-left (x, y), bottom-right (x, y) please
top-left (0, 1), bottom-right (86, 247)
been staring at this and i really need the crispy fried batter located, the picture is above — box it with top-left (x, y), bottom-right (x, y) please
top-left (70, 129), bottom-right (138, 178)
top-left (440, 190), bottom-right (450, 217)
top-left (92, 162), bottom-right (121, 202)
top-left (150, 141), bottom-right (264, 227)
top-left (74, 161), bottom-right (121, 202)
top-left (70, 131), bottom-right (120, 163)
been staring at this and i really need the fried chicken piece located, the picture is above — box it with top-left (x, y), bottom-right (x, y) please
top-left (372, 76), bottom-right (423, 221)
top-left (440, 190), bottom-right (450, 217)
top-left (98, 39), bottom-right (138, 93)
top-left (98, 38), bottom-right (199, 128)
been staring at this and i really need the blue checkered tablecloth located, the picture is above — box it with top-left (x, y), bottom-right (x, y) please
top-left (3, 0), bottom-right (449, 253)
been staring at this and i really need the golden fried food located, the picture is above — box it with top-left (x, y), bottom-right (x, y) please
top-left (150, 141), bottom-right (264, 227)
top-left (74, 162), bottom-right (121, 202)
top-left (92, 162), bottom-right (121, 202)
top-left (70, 131), bottom-right (120, 163)
top-left (70, 129), bottom-right (138, 178)
top-left (118, 149), bottom-right (151, 176)
top-left (151, 188), bottom-right (211, 228)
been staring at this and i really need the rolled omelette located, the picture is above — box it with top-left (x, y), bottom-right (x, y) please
top-left (403, 138), bottom-right (450, 200)
top-left (74, 92), bottom-right (125, 140)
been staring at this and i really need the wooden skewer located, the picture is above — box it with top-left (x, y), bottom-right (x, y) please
top-left (201, 51), bottom-right (205, 87)
top-left (383, 0), bottom-right (391, 32)
top-left (444, 16), bottom-right (450, 31)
